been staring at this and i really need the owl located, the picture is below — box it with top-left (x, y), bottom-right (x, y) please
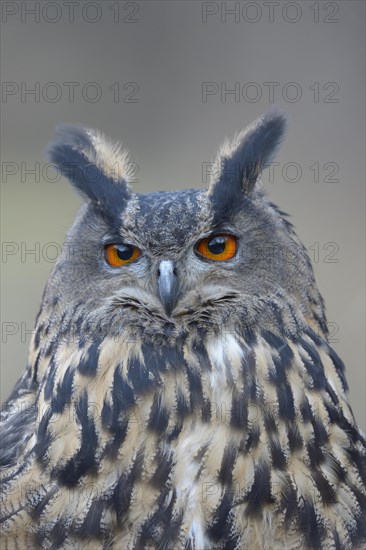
top-left (1, 109), bottom-right (365, 550)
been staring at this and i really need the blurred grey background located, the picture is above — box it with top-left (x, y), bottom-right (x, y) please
top-left (1, 1), bottom-right (365, 430)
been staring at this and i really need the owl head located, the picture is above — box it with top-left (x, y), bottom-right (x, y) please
top-left (45, 109), bottom-right (326, 343)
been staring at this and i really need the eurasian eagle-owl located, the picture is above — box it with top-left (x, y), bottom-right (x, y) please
top-left (1, 109), bottom-right (365, 549)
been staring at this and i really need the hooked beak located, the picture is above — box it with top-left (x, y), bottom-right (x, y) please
top-left (157, 260), bottom-right (178, 316)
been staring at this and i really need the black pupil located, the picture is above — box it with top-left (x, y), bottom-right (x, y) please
top-left (115, 244), bottom-right (133, 261)
top-left (208, 236), bottom-right (226, 255)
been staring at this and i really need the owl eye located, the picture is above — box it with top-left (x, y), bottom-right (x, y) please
top-left (104, 243), bottom-right (141, 266)
top-left (196, 234), bottom-right (237, 261)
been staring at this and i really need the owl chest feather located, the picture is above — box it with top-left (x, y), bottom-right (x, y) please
top-left (1, 326), bottom-right (365, 549)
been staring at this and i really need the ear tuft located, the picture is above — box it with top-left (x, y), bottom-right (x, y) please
top-left (208, 108), bottom-right (287, 200)
top-left (47, 124), bottom-right (132, 214)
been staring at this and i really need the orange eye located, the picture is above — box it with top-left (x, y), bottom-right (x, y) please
top-left (105, 243), bottom-right (141, 266)
top-left (196, 234), bottom-right (237, 261)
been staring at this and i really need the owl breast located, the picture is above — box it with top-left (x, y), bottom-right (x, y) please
top-left (2, 314), bottom-right (365, 549)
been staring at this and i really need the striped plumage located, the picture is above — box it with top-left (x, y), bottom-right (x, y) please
top-left (1, 110), bottom-right (365, 549)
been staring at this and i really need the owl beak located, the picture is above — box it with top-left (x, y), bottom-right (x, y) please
top-left (157, 260), bottom-right (178, 316)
